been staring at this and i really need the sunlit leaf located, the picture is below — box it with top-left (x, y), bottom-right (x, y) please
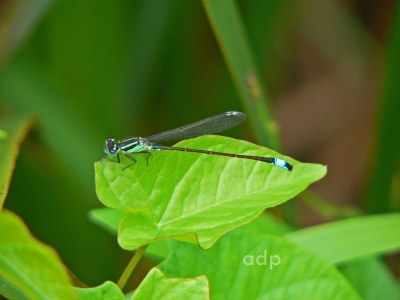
top-left (159, 229), bottom-right (360, 299)
top-left (285, 213), bottom-right (400, 264)
top-left (95, 135), bottom-right (325, 250)
top-left (75, 281), bottom-right (124, 300)
top-left (132, 268), bottom-right (209, 300)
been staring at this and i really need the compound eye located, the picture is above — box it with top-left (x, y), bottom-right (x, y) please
top-left (105, 137), bottom-right (118, 155)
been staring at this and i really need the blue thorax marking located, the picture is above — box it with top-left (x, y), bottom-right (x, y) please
top-left (119, 137), bottom-right (152, 153)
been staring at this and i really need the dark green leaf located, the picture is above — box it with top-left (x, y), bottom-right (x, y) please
top-left (0, 114), bottom-right (34, 208)
top-left (367, 4), bottom-right (400, 213)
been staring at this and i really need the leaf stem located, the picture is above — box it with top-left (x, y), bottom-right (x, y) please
top-left (117, 244), bottom-right (148, 290)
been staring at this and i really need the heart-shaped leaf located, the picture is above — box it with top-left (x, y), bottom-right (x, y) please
top-left (95, 136), bottom-right (326, 250)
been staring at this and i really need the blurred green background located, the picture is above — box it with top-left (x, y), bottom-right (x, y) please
top-left (0, 0), bottom-right (398, 286)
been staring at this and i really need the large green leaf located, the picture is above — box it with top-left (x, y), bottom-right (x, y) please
top-left (0, 210), bottom-right (78, 300)
top-left (132, 268), bottom-right (209, 300)
top-left (158, 229), bottom-right (360, 299)
top-left (0, 114), bottom-right (34, 208)
top-left (95, 135), bottom-right (325, 250)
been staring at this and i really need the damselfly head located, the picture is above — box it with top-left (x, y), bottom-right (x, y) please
top-left (104, 137), bottom-right (118, 157)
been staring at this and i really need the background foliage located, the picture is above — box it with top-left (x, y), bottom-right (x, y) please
top-left (0, 0), bottom-right (398, 296)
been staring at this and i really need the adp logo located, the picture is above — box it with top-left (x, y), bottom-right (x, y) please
top-left (242, 250), bottom-right (281, 270)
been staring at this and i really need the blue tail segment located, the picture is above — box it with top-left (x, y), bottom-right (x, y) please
top-left (259, 157), bottom-right (293, 171)
top-left (273, 158), bottom-right (293, 171)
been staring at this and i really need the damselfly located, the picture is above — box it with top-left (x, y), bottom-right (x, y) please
top-left (103, 111), bottom-right (293, 171)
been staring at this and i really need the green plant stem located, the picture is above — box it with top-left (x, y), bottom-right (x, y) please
top-left (202, 0), bottom-right (281, 150)
top-left (117, 244), bottom-right (148, 290)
